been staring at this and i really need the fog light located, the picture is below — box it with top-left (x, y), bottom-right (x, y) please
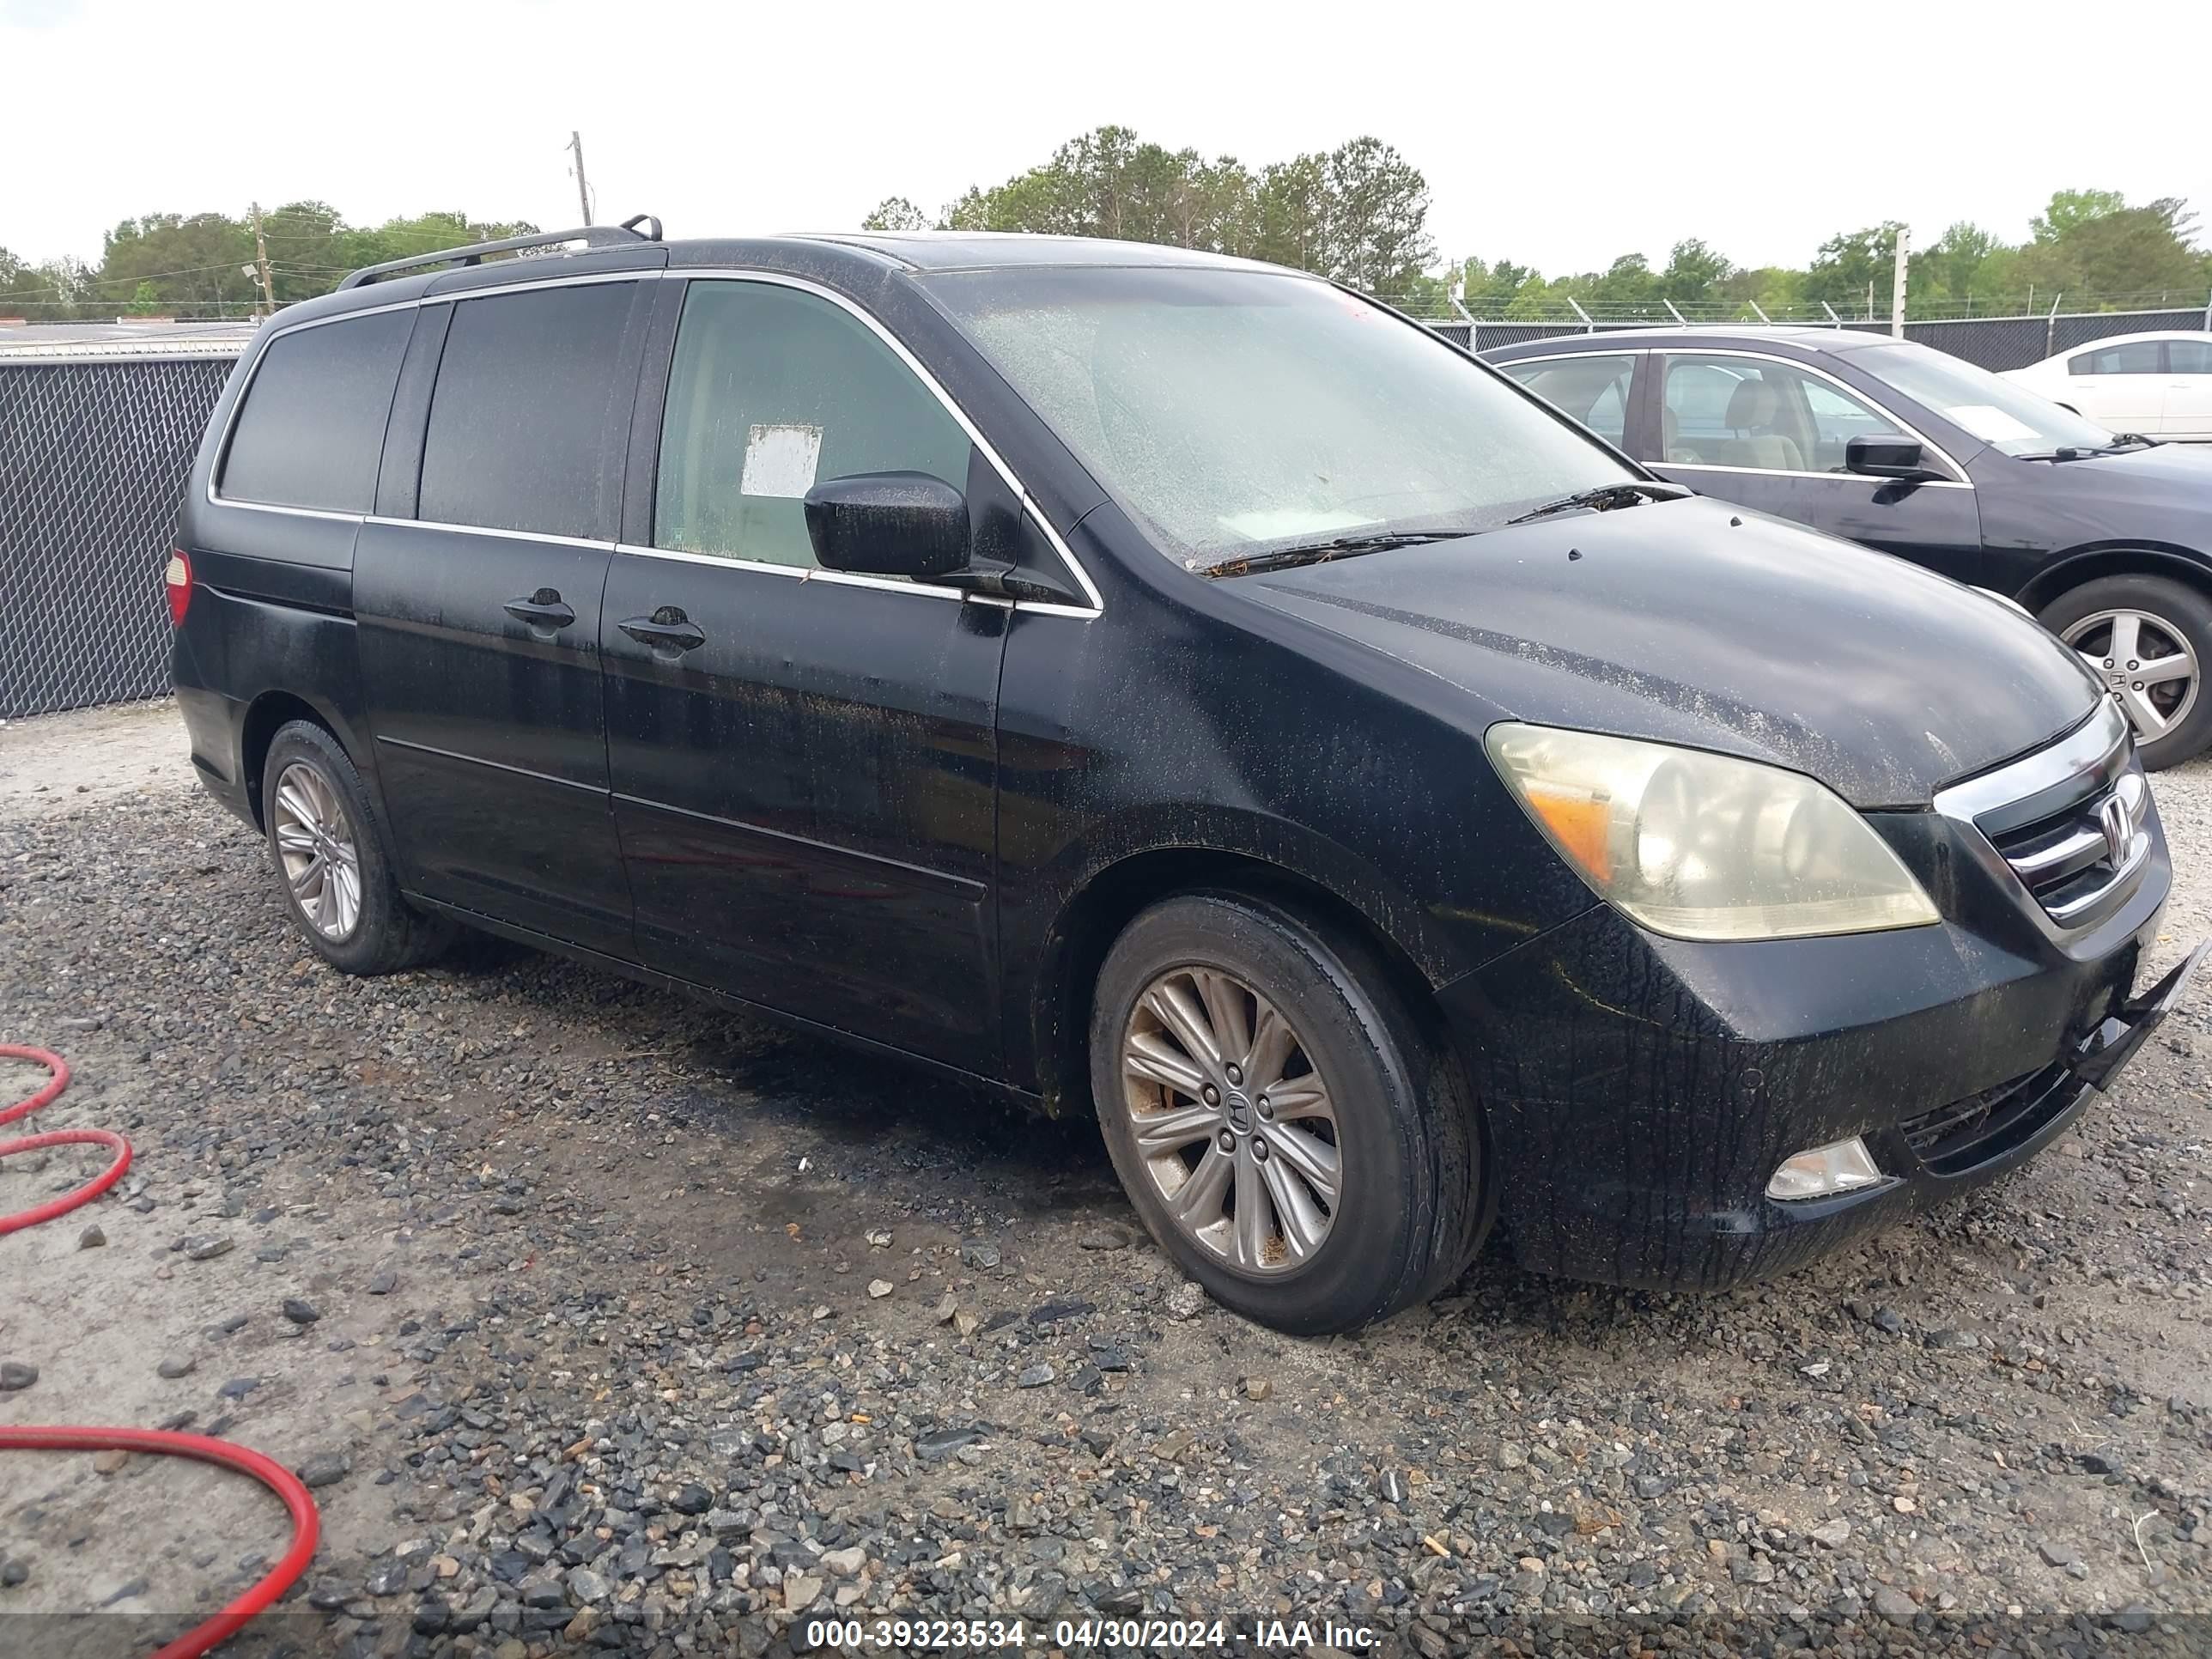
top-left (1766, 1136), bottom-right (1884, 1200)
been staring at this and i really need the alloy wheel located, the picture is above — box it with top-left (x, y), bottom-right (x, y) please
top-left (270, 761), bottom-right (362, 941)
top-left (2060, 607), bottom-right (2200, 743)
top-left (1120, 966), bottom-right (1340, 1274)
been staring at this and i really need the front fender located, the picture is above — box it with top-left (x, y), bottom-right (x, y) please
top-left (1039, 802), bottom-right (1465, 984)
top-left (1004, 801), bottom-right (1564, 1111)
top-left (2013, 541), bottom-right (2212, 615)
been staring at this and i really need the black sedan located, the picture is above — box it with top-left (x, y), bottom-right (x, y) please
top-left (1486, 328), bottom-right (2212, 767)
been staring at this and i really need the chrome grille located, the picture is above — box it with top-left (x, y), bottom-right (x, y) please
top-left (1988, 768), bottom-right (2150, 925)
top-left (1932, 702), bottom-right (2150, 936)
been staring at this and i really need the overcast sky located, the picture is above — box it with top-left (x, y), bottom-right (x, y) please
top-left (7, 0), bottom-right (2209, 283)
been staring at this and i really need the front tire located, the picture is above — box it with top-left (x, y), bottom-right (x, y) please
top-left (1088, 891), bottom-right (1488, 1334)
top-left (2040, 574), bottom-right (2212, 769)
top-left (262, 720), bottom-right (454, 974)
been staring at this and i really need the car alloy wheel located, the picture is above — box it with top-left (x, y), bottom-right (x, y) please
top-left (2061, 607), bottom-right (2201, 744)
top-left (270, 760), bottom-right (362, 941)
top-left (1119, 965), bottom-right (1341, 1274)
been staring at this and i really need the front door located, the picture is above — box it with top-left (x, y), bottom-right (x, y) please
top-left (1650, 351), bottom-right (1984, 585)
top-left (355, 280), bottom-right (651, 953)
top-left (601, 276), bottom-right (1007, 1068)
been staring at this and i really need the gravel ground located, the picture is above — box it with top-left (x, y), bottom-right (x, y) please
top-left (3, 700), bottom-right (2212, 1659)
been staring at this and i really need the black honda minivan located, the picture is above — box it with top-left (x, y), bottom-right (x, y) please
top-left (171, 223), bottom-right (2199, 1334)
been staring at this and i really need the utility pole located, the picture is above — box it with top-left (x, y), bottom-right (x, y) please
top-left (1890, 224), bottom-right (1909, 338)
top-left (249, 202), bottom-right (276, 319)
top-left (567, 131), bottom-right (593, 225)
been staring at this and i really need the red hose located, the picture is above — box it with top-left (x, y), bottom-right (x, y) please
top-left (0, 1427), bottom-right (322, 1659)
top-left (2, 1048), bottom-right (322, 1657)
top-left (1, 1045), bottom-right (131, 1236)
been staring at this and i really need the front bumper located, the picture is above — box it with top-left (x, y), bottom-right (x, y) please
top-left (1439, 798), bottom-right (2189, 1291)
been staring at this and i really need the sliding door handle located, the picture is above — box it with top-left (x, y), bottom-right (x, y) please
top-left (617, 605), bottom-right (708, 656)
top-left (503, 589), bottom-right (577, 632)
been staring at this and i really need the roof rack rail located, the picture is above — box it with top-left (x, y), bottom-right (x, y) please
top-left (337, 217), bottom-right (661, 291)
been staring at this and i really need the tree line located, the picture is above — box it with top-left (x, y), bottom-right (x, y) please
top-left (7, 135), bottom-right (2208, 325)
top-left (866, 127), bottom-right (1437, 298)
top-left (874, 128), bottom-right (2211, 322)
top-left (0, 204), bottom-right (536, 320)
top-left (1471, 191), bottom-right (2212, 323)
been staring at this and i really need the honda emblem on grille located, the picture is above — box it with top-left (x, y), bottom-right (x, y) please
top-left (2098, 794), bottom-right (2131, 866)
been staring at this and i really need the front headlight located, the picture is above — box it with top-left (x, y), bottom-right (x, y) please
top-left (1486, 723), bottom-right (1939, 941)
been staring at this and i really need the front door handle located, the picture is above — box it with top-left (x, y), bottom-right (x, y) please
top-left (618, 605), bottom-right (708, 657)
top-left (504, 589), bottom-right (577, 633)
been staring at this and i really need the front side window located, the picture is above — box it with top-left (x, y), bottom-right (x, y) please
top-left (1498, 355), bottom-right (1634, 448)
top-left (220, 309), bottom-right (412, 512)
top-left (1801, 377), bottom-right (1906, 459)
top-left (418, 282), bottom-right (637, 539)
top-left (655, 281), bottom-right (974, 573)
top-left (923, 267), bottom-right (1631, 568)
top-left (2071, 341), bottom-right (2162, 375)
top-left (1658, 359), bottom-right (1749, 460)
top-left (1661, 355), bottom-right (1904, 474)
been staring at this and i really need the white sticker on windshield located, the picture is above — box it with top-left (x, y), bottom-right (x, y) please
top-left (740, 423), bottom-right (823, 499)
top-left (1944, 404), bottom-right (2039, 444)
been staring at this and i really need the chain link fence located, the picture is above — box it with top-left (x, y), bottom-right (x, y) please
top-left (0, 348), bottom-right (240, 720)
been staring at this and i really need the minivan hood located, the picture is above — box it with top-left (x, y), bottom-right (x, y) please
top-left (1236, 497), bottom-right (2103, 809)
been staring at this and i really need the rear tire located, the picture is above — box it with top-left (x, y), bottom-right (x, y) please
top-left (1088, 890), bottom-right (1489, 1335)
top-left (262, 720), bottom-right (455, 975)
top-left (2039, 574), bottom-right (2212, 769)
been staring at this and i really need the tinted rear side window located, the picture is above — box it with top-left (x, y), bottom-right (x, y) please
top-left (220, 310), bottom-right (412, 512)
top-left (418, 283), bottom-right (636, 538)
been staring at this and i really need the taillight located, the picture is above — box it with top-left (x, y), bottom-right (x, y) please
top-left (165, 548), bottom-right (192, 626)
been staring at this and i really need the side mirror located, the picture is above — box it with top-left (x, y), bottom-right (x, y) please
top-left (802, 471), bottom-right (969, 580)
top-left (1844, 434), bottom-right (1937, 481)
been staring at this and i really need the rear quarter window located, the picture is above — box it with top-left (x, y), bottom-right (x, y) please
top-left (218, 309), bottom-right (413, 512)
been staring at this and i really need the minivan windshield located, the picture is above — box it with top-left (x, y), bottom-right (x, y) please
top-left (926, 267), bottom-right (1638, 568)
top-left (1849, 343), bottom-right (2118, 458)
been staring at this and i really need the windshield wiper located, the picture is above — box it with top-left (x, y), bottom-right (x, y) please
top-left (2016, 434), bottom-right (2160, 462)
top-left (1503, 479), bottom-right (1691, 525)
top-left (1200, 528), bottom-right (1468, 579)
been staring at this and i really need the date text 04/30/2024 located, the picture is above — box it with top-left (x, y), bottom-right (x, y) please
top-left (799, 1616), bottom-right (1378, 1650)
